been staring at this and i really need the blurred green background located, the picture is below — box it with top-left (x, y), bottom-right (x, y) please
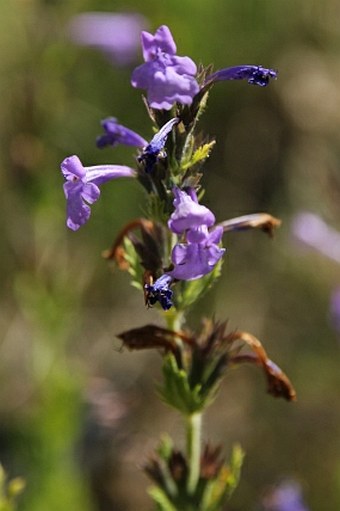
top-left (1, 0), bottom-right (340, 510)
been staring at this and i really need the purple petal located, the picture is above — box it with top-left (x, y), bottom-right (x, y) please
top-left (97, 117), bottom-right (147, 149)
top-left (131, 25), bottom-right (199, 110)
top-left (168, 243), bottom-right (225, 280)
top-left (63, 181), bottom-right (91, 231)
top-left (206, 243), bottom-right (225, 265)
top-left (147, 117), bottom-right (179, 153)
top-left (61, 155), bottom-right (86, 180)
top-left (171, 55), bottom-right (197, 76)
top-left (168, 188), bottom-right (215, 234)
top-left (147, 66), bottom-right (199, 109)
top-left (206, 225), bottom-right (223, 244)
top-left (141, 25), bottom-right (177, 61)
top-left (206, 65), bottom-right (278, 87)
top-left (81, 182), bottom-right (100, 204)
top-left (186, 226), bottom-right (210, 244)
top-left (186, 225), bottom-right (223, 244)
top-left (131, 61), bottom-right (153, 89)
top-left (138, 118), bottom-right (179, 173)
top-left (185, 225), bottom-right (224, 245)
top-left (85, 164), bottom-right (136, 186)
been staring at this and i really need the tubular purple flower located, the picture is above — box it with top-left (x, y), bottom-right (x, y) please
top-left (61, 155), bottom-right (136, 231)
top-left (165, 187), bottom-right (225, 281)
top-left (168, 226), bottom-right (225, 281)
top-left (97, 118), bottom-right (147, 149)
top-left (168, 187), bottom-right (215, 234)
top-left (138, 117), bottom-right (179, 173)
top-left (131, 25), bottom-right (199, 110)
top-left (205, 65), bottom-right (278, 87)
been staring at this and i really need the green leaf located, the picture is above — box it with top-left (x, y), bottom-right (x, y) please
top-left (158, 354), bottom-right (206, 414)
top-left (0, 465), bottom-right (25, 511)
top-left (157, 434), bottom-right (174, 461)
top-left (148, 486), bottom-right (178, 511)
top-left (201, 444), bottom-right (245, 511)
top-left (224, 443), bottom-right (245, 499)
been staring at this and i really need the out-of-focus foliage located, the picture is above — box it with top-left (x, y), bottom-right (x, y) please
top-left (0, 1), bottom-right (340, 510)
top-left (0, 465), bottom-right (25, 511)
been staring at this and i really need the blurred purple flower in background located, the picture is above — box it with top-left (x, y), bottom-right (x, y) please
top-left (167, 188), bottom-right (225, 280)
top-left (206, 65), bottom-right (277, 87)
top-left (68, 12), bottom-right (148, 65)
top-left (61, 155), bottom-right (135, 231)
top-left (262, 480), bottom-right (310, 511)
top-left (292, 211), bottom-right (340, 263)
top-left (131, 25), bottom-right (199, 109)
top-left (292, 211), bottom-right (340, 338)
top-left (96, 118), bottom-right (147, 149)
top-left (330, 286), bottom-right (340, 334)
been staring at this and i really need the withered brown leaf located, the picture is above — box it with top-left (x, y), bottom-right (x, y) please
top-left (219, 213), bottom-right (281, 238)
top-left (117, 324), bottom-right (192, 354)
top-left (228, 330), bottom-right (296, 401)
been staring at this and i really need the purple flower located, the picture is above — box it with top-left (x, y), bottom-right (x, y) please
top-left (168, 226), bottom-right (225, 280)
top-left (131, 25), bottom-right (199, 110)
top-left (206, 65), bottom-right (277, 87)
top-left (97, 118), bottom-right (147, 149)
top-left (168, 187), bottom-right (215, 234)
top-left (144, 274), bottom-right (173, 310)
top-left (61, 155), bottom-right (135, 231)
top-left (138, 117), bottom-right (179, 172)
top-left (262, 480), bottom-right (310, 511)
top-left (167, 188), bottom-right (225, 280)
top-left (68, 12), bottom-right (148, 65)
top-left (330, 287), bottom-right (340, 334)
top-left (292, 211), bottom-right (340, 263)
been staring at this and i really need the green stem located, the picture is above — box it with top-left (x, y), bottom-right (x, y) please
top-left (186, 412), bottom-right (202, 495)
top-left (164, 309), bottom-right (184, 332)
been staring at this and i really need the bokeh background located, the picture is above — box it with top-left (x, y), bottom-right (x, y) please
top-left (1, 0), bottom-right (340, 510)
